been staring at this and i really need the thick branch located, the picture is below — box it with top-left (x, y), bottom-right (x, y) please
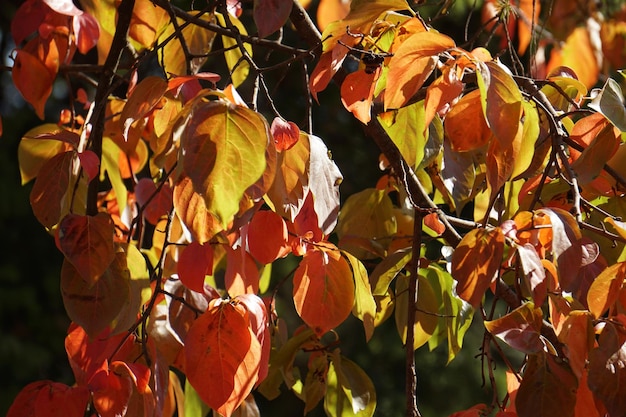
top-left (86, 0), bottom-right (136, 215)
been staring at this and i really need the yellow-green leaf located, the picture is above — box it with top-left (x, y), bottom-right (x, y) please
top-left (216, 12), bottom-right (251, 86)
top-left (394, 274), bottom-right (439, 350)
top-left (378, 100), bottom-right (427, 169)
top-left (343, 251), bottom-right (376, 341)
top-left (18, 124), bottom-right (67, 184)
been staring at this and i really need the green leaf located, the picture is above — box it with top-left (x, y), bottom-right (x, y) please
top-left (378, 100), bottom-right (427, 169)
top-left (182, 101), bottom-right (269, 227)
top-left (511, 100), bottom-right (540, 179)
top-left (101, 138), bottom-right (128, 214)
top-left (336, 188), bottom-right (397, 259)
top-left (370, 247), bottom-right (412, 295)
top-left (216, 12), bottom-right (251, 87)
top-left (589, 78), bottom-right (626, 132)
top-left (184, 378), bottom-right (211, 417)
top-left (343, 251), bottom-right (376, 341)
top-left (394, 274), bottom-right (439, 350)
top-left (324, 354), bottom-right (376, 417)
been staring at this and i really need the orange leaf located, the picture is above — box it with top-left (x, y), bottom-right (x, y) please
top-left (424, 71), bottom-right (463, 133)
top-left (225, 245), bottom-right (260, 296)
top-left (30, 150), bottom-right (73, 228)
top-left (423, 212), bottom-right (445, 236)
top-left (293, 249), bottom-right (355, 335)
top-left (340, 67), bottom-right (380, 124)
top-left (310, 48), bottom-right (349, 101)
top-left (557, 311), bottom-right (594, 380)
top-left (444, 90), bottom-right (492, 152)
top-left (121, 76), bottom-right (167, 141)
top-left (247, 210), bottom-right (290, 264)
top-left (58, 213), bottom-right (116, 284)
top-left (236, 294), bottom-right (271, 383)
top-left (173, 176), bottom-right (223, 243)
top-left (546, 27), bottom-right (599, 89)
top-left (484, 302), bottom-right (544, 354)
top-left (587, 261), bottom-right (626, 319)
top-left (316, 0), bottom-right (350, 31)
top-left (177, 241), bottom-right (214, 293)
top-left (184, 300), bottom-right (261, 417)
top-left (12, 49), bottom-right (54, 119)
top-left (385, 31), bottom-right (455, 110)
top-left (89, 363), bottom-right (134, 417)
top-left (575, 370), bottom-right (603, 417)
top-left (451, 227), bottom-right (505, 307)
top-left (270, 117), bottom-right (300, 151)
top-left (448, 404), bottom-right (488, 417)
top-left (7, 381), bottom-right (90, 417)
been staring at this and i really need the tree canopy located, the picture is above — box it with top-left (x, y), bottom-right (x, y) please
top-left (4, 0), bottom-right (626, 416)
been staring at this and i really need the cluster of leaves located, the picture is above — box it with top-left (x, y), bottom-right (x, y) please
top-left (5, 0), bottom-right (626, 416)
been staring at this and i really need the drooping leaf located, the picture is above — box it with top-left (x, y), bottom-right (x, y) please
top-left (173, 176), bottom-right (223, 244)
top-left (341, 68), bottom-right (380, 124)
top-left (236, 294), bottom-right (271, 384)
top-left (511, 99), bottom-right (540, 179)
top-left (178, 241), bottom-right (214, 293)
top-left (384, 31), bottom-right (455, 110)
top-left (484, 302), bottom-right (544, 354)
top-left (589, 78), bottom-right (626, 132)
top-left (343, 251), bottom-right (376, 341)
top-left (121, 76), bottom-right (167, 140)
top-left (12, 49), bottom-right (54, 119)
top-left (60, 256), bottom-right (130, 338)
top-left (247, 210), bottom-right (290, 264)
top-left (18, 124), bottom-right (68, 184)
top-left (30, 151), bottom-right (73, 228)
top-left (556, 311), bottom-right (594, 379)
top-left (182, 101), bottom-right (269, 228)
top-left (134, 178), bottom-right (173, 225)
top-left (423, 71), bottom-right (464, 136)
top-left (444, 90), bottom-right (492, 152)
top-left (324, 353), bottom-right (376, 417)
top-left (225, 244), bottom-right (260, 296)
top-left (58, 213), bottom-right (116, 284)
top-left (516, 243), bottom-right (547, 306)
top-left (89, 363), bottom-right (134, 417)
top-left (216, 12), bottom-right (251, 87)
top-left (515, 353), bottom-right (577, 417)
top-left (253, 0), bottom-right (292, 37)
top-left (7, 380), bottom-right (90, 417)
top-left (184, 300), bottom-right (261, 417)
top-left (586, 261), bottom-right (626, 319)
top-left (101, 138), bottom-right (128, 214)
top-left (588, 320), bottom-right (626, 417)
top-left (336, 188), bottom-right (397, 259)
top-left (270, 117), bottom-right (300, 151)
top-left (293, 249), bottom-right (355, 336)
top-left (451, 227), bottom-right (505, 307)
top-left (440, 139), bottom-right (476, 212)
top-left (394, 274), bottom-right (439, 350)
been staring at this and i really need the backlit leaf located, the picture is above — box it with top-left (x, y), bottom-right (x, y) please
top-left (516, 243), bottom-right (547, 306)
top-left (341, 68), bottom-right (380, 124)
top-left (511, 100), bottom-right (540, 179)
top-left (216, 12), bottom-right (251, 87)
top-left (370, 247), bottom-right (411, 295)
top-left (182, 101), bottom-right (269, 227)
top-left (556, 311), bottom-right (594, 379)
top-left (271, 117), bottom-right (300, 151)
top-left (178, 241), bottom-right (214, 293)
top-left (324, 353), bottom-right (376, 417)
top-left (121, 76), bottom-right (167, 141)
top-left (379, 100), bottom-right (427, 169)
top-left (570, 115), bottom-right (621, 184)
top-left (546, 27), bottom-right (599, 89)
top-left (174, 176), bottom-right (223, 243)
top-left (159, 12), bottom-right (215, 76)
top-left (76, 150), bottom-right (99, 182)
top-left (225, 245), bottom-right (260, 296)
top-left (293, 249), bottom-right (355, 336)
top-left (89, 364), bottom-right (134, 417)
top-left (395, 274), bottom-right (439, 350)
top-left (588, 321), bottom-right (626, 417)
top-left (343, 251), bottom-right (376, 341)
top-left (7, 381), bottom-right (90, 417)
top-left (451, 227), bottom-right (505, 307)
top-left (18, 124), bottom-right (68, 184)
top-left (385, 31), bottom-right (455, 110)
top-left (586, 261), bottom-right (626, 319)
top-left (516, 353), bottom-right (577, 417)
top-left (247, 210), bottom-right (290, 264)
top-left (444, 90), bottom-right (491, 152)
top-left (336, 188), bottom-right (397, 259)
top-left (128, 0), bottom-right (169, 49)
top-left (304, 352), bottom-right (328, 414)
top-left (60, 256), bottom-right (130, 338)
top-left (484, 302), bottom-right (544, 354)
top-left (12, 49), bottom-right (54, 119)
top-left (477, 61), bottom-right (523, 149)
top-left (30, 151), bottom-right (73, 228)
top-left (236, 294), bottom-right (271, 383)
top-left (58, 213), bottom-right (116, 284)
top-left (254, 0), bottom-right (292, 37)
top-left (135, 178), bottom-right (173, 225)
top-left (185, 300), bottom-right (261, 417)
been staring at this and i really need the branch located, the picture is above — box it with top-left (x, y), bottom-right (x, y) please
top-left (406, 208), bottom-right (423, 417)
top-left (85, 0), bottom-right (136, 216)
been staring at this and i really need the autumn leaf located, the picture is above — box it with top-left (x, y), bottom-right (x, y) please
top-left (134, 178), bottom-right (173, 225)
top-left (225, 245), bottom-right (260, 296)
top-left (293, 249), bottom-right (355, 336)
top-left (216, 12), bottom-right (251, 87)
top-left (379, 100), bottom-right (428, 169)
top-left (324, 353), bottom-right (376, 417)
top-left (177, 241), bottom-right (214, 293)
top-left (18, 124), bottom-right (68, 184)
top-left (341, 67), bottom-right (380, 124)
top-left (385, 31), bottom-right (455, 110)
top-left (444, 90), bottom-right (492, 152)
top-left (484, 302), bottom-right (544, 354)
top-left (395, 274), bottom-right (439, 350)
top-left (546, 27), bottom-right (600, 89)
top-left (556, 311), bottom-right (594, 379)
top-left (12, 49), bottom-right (54, 119)
top-left (247, 210), bottom-right (290, 264)
top-left (343, 251), bottom-right (376, 341)
top-left (6, 381), bottom-right (90, 417)
top-left (185, 300), bottom-right (261, 417)
top-left (271, 117), bottom-right (300, 151)
top-left (254, 0), bottom-right (292, 37)
top-left (58, 213), bottom-right (116, 284)
top-left (451, 227), bottom-right (505, 307)
top-left (89, 363), bottom-right (134, 417)
top-left (182, 100), bottom-right (269, 228)
top-left (121, 76), bottom-right (167, 141)
top-left (586, 261), bottom-right (626, 319)
top-left (174, 176), bottom-right (223, 243)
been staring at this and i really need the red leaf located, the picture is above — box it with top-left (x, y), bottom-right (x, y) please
top-left (225, 245), bottom-right (260, 296)
top-left (237, 294), bottom-right (271, 383)
top-left (135, 178), bottom-right (173, 225)
top-left (184, 300), bottom-right (261, 417)
top-left (30, 151), bottom-right (72, 228)
top-left (177, 241), bottom-right (214, 293)
top-left (12, 50), bottom-right (54, 119)
top-left (89, 364), bottom-right (134, 417)
top-left (35, 382), bottom-right (90, 417)
top-left (448, 404), bottom-right (488, 417)
top-left (77, 150), bottom-right (100, 182)
top-left (271, 117), bottom-right (300, 151)
top-left (247, 210), bottom-right (290, 264)
top-left (310, 47), bottom-right (348, 101)
top-left (293, 249), bottom-right (355, 336)
top-left (557, 311), bottom-right (594, 379)
top-left (11, 0), bottom-right (48, 45)
top-left (73, 13), bottom-right (99, 54)
top-left (451, 227), bottom-right (505, 307)
top-left (253, 0), bottom-right (293, 37)
top-left (516, 243), bottom-right (547, 306)
top-left (58, 213), bottom-right (116, 284)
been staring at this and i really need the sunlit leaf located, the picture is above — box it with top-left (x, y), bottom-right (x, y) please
top-left (247, 210), bottom-right (290, 264)
top-left (58, 213), bottom-right (116, 284)
top-left (121, 76), bottom-right (167, 140)
top-left (570, 114), bottom-right (621, 184)
top-left (516, 243), bottom-right (547, 306)
top-left (379, 100), bottom-right (427, 168)
top-left (182, 101), bottom-right (269, 228)
top-left (216, 12), bottom-right (251, 86)
top-left (343, 251), bottom-right (376, 341)
top-left (324, 353), bottom-right (376, 417)
top-left (587, 261), bottom-right (626, 319)
top-left (370, 247), bottom-right (411, 295)
top-left (440, 140), bottom-right (476, 213)
top-left (384, 31), bottom-right (455, 110)
top-left (29, 151), bottom-right (73, 228)
top-left (135, 178), bottom-right (173, 225)
top-left (185, 300), bottom-right (261, 417)
top-left (129, 0), bottom-right (169, 49)
top-left (451, 227), bottom-right (505, 307)
top-left (293, 249), bottom-right (355, 336)
top-left (225, 245), bottom-right (260, 296)
top-left (89, 363), bottom-right (134, 417)
top-left (12, 49), bottom-right (54, 119)
top-left (444, 90), bottom-right (491, 152)
top-left (511, 100), bottom-right (540, 179)
top-left (303, 352), bottom-right (328, 414)
top-left (7, 381), bottom-right (90, 417)
top-left (174, 176), bottom-right (223, 244)
top-left (341, 68), bottom-right (380, 124)
top-left (556, 311), bottom-right (594, 380)
top-left (484, 302), bottom-right (544, 354)
top-left (515, 353), bottom-right (577, 417)
top-left (546, 27), bottom-right (599, 89)
top-left (270, 117), bottom-right (300, 151)
top-left (395, 274), bottom-right (439, 350)
top-left (178, 241), bottom-right (214, 293)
